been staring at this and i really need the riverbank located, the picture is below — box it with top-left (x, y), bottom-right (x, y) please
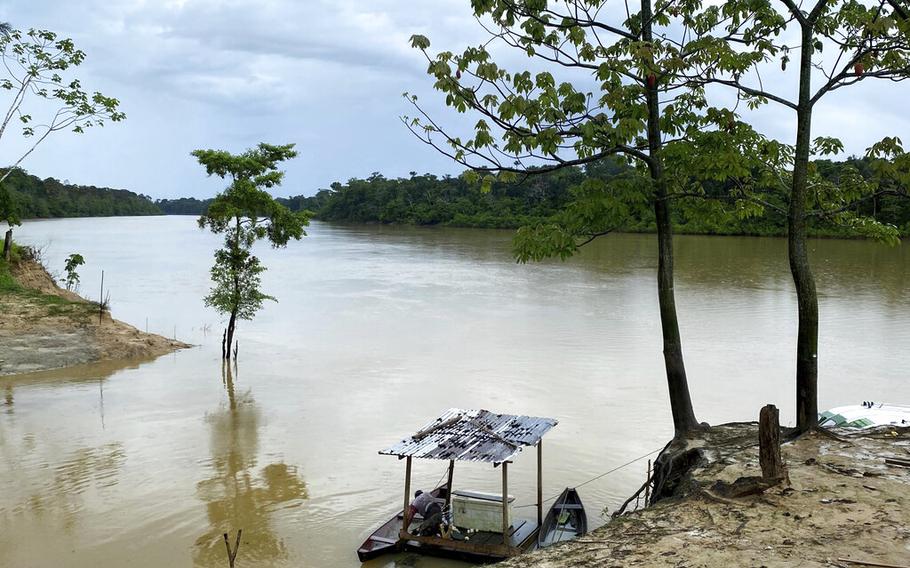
top-left (504, 425), bottom-right (910, 567)
top-left (0, 249), bottom-right (189, 376)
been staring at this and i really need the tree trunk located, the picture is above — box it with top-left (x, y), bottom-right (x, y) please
top-left (3, 228), bottom-right (11, 261)
top-left (222, 361), bottom-right (237, 410)
top-left (225, 310), bottom-right (237, 361)
top-left (642, 0), bottom-right (699, 436)
top-left (224, 217), bottom-right (242, 362)
top-left (790, 25), bottom-right (820, 434)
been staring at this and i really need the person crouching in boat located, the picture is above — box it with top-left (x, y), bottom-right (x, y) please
top-left (405, 490), bottom-right (443, 536)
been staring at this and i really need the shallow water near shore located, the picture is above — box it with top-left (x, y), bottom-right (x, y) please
top-left (2, 216), bottom-right (909, 567)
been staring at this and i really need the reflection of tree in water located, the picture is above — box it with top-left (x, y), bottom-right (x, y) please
top-left (21, 442), bottom-right (125, 532)
top-left (193, 365), bottom-right (308, 567)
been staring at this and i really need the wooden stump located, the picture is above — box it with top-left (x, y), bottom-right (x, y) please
top-left (759, 404), bottom-right (786, 482)
top-left (2, 229), bottom-right (11, 261)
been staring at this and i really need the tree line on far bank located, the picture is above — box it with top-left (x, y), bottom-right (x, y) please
top-left (6, 155), bottom-right (910, 239)
top-left (163, 156), bottom-right (910, 239)
top-left (2, 168), bottom-right (159, 218)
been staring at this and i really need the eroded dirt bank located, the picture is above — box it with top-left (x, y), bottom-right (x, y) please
top-left (0, 257), bottom-right (189, 376)
top-left (504, 425), bottom-right (910, 568)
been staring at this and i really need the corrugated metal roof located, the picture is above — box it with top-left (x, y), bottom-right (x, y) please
top-left (379, 408), bottom-right (557, 464)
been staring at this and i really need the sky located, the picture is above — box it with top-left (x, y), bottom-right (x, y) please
top-left (1, 0), bottom-right (908, 199)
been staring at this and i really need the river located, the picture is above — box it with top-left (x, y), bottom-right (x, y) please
top-left (2, 216), bottom-right (909, 567)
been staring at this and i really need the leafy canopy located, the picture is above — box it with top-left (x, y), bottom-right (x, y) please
top-left (677, 0), bottom-right (910, 244)
top-left (406, 0), bottom-right (910, 255)
top-left (0, 26), bottom-right (124, 234)
top-left (206, 245), bottom-right (273, 321)
top-left (195, 143), bottom-right (309, 249)
top-left (0, 28), bottom-right (125, 187)
top-left (194, 143), bottom-right (310, 320)
top-left (404, 0), bottom-right (778, 261)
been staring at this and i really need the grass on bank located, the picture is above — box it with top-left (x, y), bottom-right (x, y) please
top-left (0, 242), bottom-right (99, 321)
top-left (0, 243), bottom-right (22, 293)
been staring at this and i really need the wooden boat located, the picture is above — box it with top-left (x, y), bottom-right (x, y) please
top-left (357, 485), bottom-right (448, 562)
top-left (537, 487), bottom-right (587, 548)
top-left (357, 483), bottom-right (540, 563)
top-left (819, 402), bottom-right (910, 429)
top-left (359, 409), bottom-right (559, 563)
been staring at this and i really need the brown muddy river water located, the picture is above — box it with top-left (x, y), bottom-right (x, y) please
top-left (2, 216), bottom-right (909, 567)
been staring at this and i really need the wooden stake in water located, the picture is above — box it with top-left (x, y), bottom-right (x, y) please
top-left (222, 529), bottom-right (241, 568)
top-left (99, 270), bottom-right (104, 325)
top-left (645, 459), bottom-right (651, 505)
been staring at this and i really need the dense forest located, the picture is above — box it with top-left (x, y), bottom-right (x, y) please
top-left (6, 157), bottom-right (910, 238)
top-left (156, 197), bottom-right (214, 215)
top-left (282, 156), bottom-right (910, 237)
top-left (1, 168), bottom-right (160, 218)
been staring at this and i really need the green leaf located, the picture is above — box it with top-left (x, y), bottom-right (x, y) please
top-left (410, 35), bottom-right (431, 50)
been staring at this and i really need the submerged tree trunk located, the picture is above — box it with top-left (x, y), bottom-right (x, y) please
top-left (223, 217), bottom-right (242, 362)
top-left (222, 361), bottom-right (237, 410)
top-left (3, 228), bottom-right (11, 261)
top-left (225, 310), bottom-right (237, 361)
top-left (642, 0), bottom-right (699, 436)
top-left (790, 25), bottom-right (820, 434)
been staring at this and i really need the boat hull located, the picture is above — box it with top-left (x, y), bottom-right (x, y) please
top-left (357, 484), bottom-right (539, 563)
top-left (819, 403), bottom-right (910, 429)
top-left (357, 485), bottom-right (448, 563)
top-left (537, 487), bottom-right (587, 548)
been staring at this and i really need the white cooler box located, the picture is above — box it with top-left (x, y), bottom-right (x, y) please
top-left (451, 490), bottom-right (515, 533)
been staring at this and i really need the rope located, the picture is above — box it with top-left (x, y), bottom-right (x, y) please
top-left (514, 445), bottom-right (664, 508)
top-left (430, 466), bottom-right (450, 494)
top-left (513, 425), bottom-right (803, 510)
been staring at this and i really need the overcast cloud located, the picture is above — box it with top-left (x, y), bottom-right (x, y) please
top-left (1, 1), bottom-right (907, 199)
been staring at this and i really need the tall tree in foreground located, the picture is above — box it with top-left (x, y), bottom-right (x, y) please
top-left (194, 143), bottom-right (310, 361)
top-left (404, 0), bottom-right (773, 434)
top-left (0, 28), bottom-right (125, 259)
top-left (683, 0), bottom-right (910, 433)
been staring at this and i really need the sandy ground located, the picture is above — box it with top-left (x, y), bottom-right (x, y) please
top-left (0, 258), bottom-right (190, 376)
top-left (503, 426), bottom-right (910, 568)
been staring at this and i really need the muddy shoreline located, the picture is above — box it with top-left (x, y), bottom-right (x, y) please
top-left (502, 425), bottom-right (910, 567)
top-left (0, 257), bottom-right (189, 376)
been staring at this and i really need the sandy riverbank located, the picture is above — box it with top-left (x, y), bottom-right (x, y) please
top-left (0, 256), bottom-right (190, 376)
top-left (503, 425), bottom-right (910, 568)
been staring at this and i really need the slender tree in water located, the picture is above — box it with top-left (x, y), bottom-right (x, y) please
top-left (193, 143), bottom-right (310, 361)
top-left (404, 0), bottom-right (780, 435)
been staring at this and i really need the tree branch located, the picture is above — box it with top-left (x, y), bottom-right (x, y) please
top-left (779, 0), bottom-right (809, 26)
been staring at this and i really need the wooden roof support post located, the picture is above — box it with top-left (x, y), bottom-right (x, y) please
top-left (402, 456), bottom-right (413, 538)
top-left (501, 460), bottom-right (509, 545)
top-left (446, 459), bottom-right (455, 511)
top-left (537, 440), bottom-right (543, 527)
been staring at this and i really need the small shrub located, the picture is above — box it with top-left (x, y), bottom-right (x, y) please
top-left (63, 253), bottom-right (85, 291)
